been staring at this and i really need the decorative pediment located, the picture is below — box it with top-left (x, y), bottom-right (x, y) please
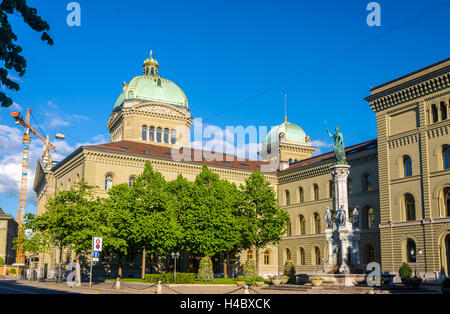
top-left (132, 103), bottom-right (189, 118)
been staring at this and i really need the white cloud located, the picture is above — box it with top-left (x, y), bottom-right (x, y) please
top-left (0, 122), bottom-right (108, 207)
top-left (48, 117), bottom-right (70, 128)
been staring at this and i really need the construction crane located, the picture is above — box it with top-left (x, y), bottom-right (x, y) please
top-left (11, 108), bottom-right (58, 265)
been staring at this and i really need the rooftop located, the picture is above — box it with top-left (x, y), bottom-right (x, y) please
top-left (71, 140), bottom-right (278, 173)
top-left (281, 139), bottom-right (377, 173)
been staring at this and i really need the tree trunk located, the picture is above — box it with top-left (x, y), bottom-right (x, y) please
top-left (255, 246), bottom-right (260, 276)
top-left (118, 254), bottom-right (123, 279)
top-left (223, 254), bottom-right (228, 278)
top-left (58, 245), bottom-right (63, 283)
top-left (141, 249), bottom-right (146, 280)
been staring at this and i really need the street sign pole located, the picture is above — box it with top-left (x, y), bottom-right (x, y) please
top-left (89, 237), bottom-right (93, 287)
top-left (90, 237), bottom-right (102, 288)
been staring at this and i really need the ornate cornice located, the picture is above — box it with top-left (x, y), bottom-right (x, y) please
top-left (366, 70), bottom-right (450, 112)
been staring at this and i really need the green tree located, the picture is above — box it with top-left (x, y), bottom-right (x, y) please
top-left (31, 181), bottom-right (104, 281)
top-left (102, 183), bottom-right (137, 278)
top-left (179, 165), bottom-right (241, 276)
top-left (16, 213), bottom-right (51, 266)
top-left (239, 171), bottom-right (290, 275)
top-left (0, 0), bottom-right (53, 107)
top-left (130, 162), bottom-right (182, 277)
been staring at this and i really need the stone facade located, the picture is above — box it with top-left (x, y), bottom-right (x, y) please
top-left (31, 56), bottom-right (450, 280)
top-left (365, 58), bottom-right (450, 279)
top-left (0, 208), bottom-right (18, 265)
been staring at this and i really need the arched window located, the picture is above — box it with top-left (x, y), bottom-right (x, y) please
top-left (406, 239), bottom-right (416, 263)
top-left (444, 187), bottom-right (450, 217)
top-left (405, 193), bottom-right (416, 221)
top-left (157, 79), bottom-right (162, 87)
top-left (247, 250), bottom-right (253, 261)
top-left (289, 159), bottom-right (292, 165)
top-left (314, 213), bottom-right (321, 234)
top-left (129, 177), bottom-right (136, 188)
top-left (348, 178), bottom-right (353, 195)
top-left (286, 248), bottom-right (292, 261)
top-left (287, 221), bottom-right (292, 236)
top-left (299, 248), bottom-right (306, 265)
top-left (329, 181), bottom-right (335, 198)
top-left (164, 128), bottom-right (169, 143)
top-left (171, 129), bottom-right (176, 144)
top-left (285, 190), bottom-right (290, 206)
top-left (149, 126), bottom-right (155, 142)
top-left (362, 173), bottom-right (373, 192)
top-left (313, 184), bottom-right (319, 200)
top-left (403, 156), bottom-right (412, 177)
top-left (441, 101), bottom-right (448, 121)
top-left (156, 127), bottom-right (162, 142)
top-left (142, 125), bottom-right (148, 141)
top-left (299, 187), bottom-right (304, 203)
top-left (264, 250), bottom-right (270, 265)
top-left (314, 247), bottom-right (321, 265)
top-left (366, 207), bottom-right (375, 229)
top-left (367, 245), bottom-right (375, 263)
top-left (105, 174), bottom-right (113, 190)
top-left (444, 145), bottom-right (450, 170)
top-left (299, 215), bottom-right (306, 235)
top-left (431, 104), bottom-right (438, 123)
top-left (151, 67), bottom-right (155, 75)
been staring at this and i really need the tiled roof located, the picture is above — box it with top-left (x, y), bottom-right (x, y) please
top-left (283, 139), bottom-right (377, 172)
top-left (0, 208), bottom-right (10, 217)
top-left (85, 140), bottom-right (277, 173)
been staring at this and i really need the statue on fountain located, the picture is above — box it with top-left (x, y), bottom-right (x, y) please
top-left (352, 206), bottom-right (360, 228)
top-left (336, 204), bottom-right (347, 227)
top-left (326, 125), bottom-right (347, 165)
top-left (325, 206), bottom-right (333, 229)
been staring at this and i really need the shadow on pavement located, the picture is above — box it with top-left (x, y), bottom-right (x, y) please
top-left (0, 280), bottom-right (80, 294)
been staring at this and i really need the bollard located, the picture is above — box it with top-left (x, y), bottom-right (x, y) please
top-left (243, 285), bottom-right (249, 294)
top-left (115, 277), bottom-right (121, 290)
top-left (156, 281), bottom-right (162, 294)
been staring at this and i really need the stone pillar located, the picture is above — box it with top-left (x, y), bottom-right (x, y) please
top-left (331, 165), bottom-right (353, 274)
top-left (331, 165), bottom-right (351, 224)
top-left (325, 229), bottom-right (336, 272)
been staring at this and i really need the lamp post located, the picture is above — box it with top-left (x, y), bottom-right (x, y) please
top-left (417, 250), bottom-right (423, 278)
top-left (171, 252), bottom-right (180, 282)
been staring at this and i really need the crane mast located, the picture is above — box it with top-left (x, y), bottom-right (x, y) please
top-left (11, 108), bottom-right (57, 265)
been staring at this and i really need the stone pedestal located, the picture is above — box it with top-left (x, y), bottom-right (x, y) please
top-left (337, 225), bottom-right (353, 274)
top-left (330, 164), bottom-right (361, 274)
top-left (325, 229), bottom-right (335, 272)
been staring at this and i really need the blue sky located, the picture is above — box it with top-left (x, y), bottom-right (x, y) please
top-left (0, 0), bottom-right (449, 217)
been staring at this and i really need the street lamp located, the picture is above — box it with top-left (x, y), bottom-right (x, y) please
top-left (171, 252), bottom-right (180, 282)
top-left (417, 250), bottom-right (423, 278)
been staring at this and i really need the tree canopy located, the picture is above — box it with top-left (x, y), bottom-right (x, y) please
top-left (0, 0), bottom-right (53, 107)
top-left (25, 162), bottom-right (287, 277)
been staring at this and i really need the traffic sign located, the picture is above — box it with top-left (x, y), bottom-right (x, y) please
top-left (92, 237), bottom-right (103, 252)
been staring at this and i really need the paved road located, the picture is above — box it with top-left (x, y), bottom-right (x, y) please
top-left (0, 280), bottom-right (77, 294)
top-left (0, 280), bottom-right (122, 294)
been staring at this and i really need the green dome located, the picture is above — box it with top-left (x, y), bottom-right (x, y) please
top-left (114, 76), bottom-right (188, 109)
top-left (114, 52), bottom-right (188, 109)
top-left (265, 121), bottom-right (307, 146)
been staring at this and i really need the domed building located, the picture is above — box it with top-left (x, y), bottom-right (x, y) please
top-left (107, 51), bottom-right (192, 147)
top-left (259, 118), bottom-right (316, 170)
top-left (31, 54), bottom-right (450, 282)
